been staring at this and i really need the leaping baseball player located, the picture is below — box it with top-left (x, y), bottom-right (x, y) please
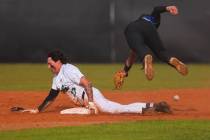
top-left (26, 50), bottom-right (171, 115)
top-left (114, 5), bottom-right (188, 89)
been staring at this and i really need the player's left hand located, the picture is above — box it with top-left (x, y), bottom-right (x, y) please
top-left (113, 70), bottom-right (126, 89)
top-left (87, 102), bottom-right (98, 114)
top-left (166, 6), bottom-right (178, 15)
top-left (28, 108), bottom-right (39, 114)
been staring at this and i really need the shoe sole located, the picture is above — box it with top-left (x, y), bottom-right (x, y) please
top-left (144, 55), bottom-right (154, 80)
top-left (170, 58), bottom-right (188, 76)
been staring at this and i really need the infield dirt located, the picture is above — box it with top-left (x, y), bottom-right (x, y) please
top-left (1, 88), bottom-right (210, 131)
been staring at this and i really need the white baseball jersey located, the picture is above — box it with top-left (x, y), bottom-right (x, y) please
top-left (52, 63), bottom-right (146, 114)
top-left (52, 64), bottom-right (87, 106)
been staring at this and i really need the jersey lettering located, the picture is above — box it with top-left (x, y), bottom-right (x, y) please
top-left (61, 85), bottom-right (69, 92)
top-left (70, 87), bottom-right (76, 97)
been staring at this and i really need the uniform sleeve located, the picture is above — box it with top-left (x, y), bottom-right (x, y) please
top-left (151, 6), bottom-right (167, 17)
top-left (150, 6), bottom-right (167, 28)
top-left (38, 89), bottom-right (59, 112)
top-left (65, 65), bottom-right (84, 85)
top-left (51, 77), bottom-right (58, 90)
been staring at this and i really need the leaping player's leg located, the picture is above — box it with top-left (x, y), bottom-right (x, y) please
top-left (150, 45), bottom-right (188, 76)
top-left (169, 57), bottom-right (188, 75)
top-left (145, 28), bottom-right (188, 76)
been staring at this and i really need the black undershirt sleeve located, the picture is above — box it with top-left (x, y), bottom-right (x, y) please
top-left (151, 6), bottom-right (167, 17)
top-left (150, 6), bottom-right (167, 28)
top-left (38, 89), bottom-right (59, 112)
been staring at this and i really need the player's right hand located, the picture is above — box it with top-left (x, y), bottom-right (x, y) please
top-left (87, 102), bottom-right (98, 114)
top-left (166, 6), bottom-right (178, 15)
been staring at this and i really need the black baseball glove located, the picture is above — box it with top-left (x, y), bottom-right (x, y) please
top-left (10, 106), bottom-right (25, 112)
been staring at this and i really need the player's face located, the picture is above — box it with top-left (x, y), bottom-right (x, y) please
top-left (47, 57), bottom-right (62, 74)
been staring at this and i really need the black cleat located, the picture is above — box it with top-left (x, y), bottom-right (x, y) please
top-left (154, 101), bottom-right (172, 113)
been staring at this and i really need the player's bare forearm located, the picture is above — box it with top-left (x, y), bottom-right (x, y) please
top-left (84, 82), bottom-right (93, 102)
top-left (83, 82), bottom-right (98, 114)
top-left (79, 76), bottom-right (93, 102)
top-left (79, 76), bottom-right (98, 114)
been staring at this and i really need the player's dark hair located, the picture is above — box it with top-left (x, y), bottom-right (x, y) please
top-left (48, 50), bottom-right (68, 64)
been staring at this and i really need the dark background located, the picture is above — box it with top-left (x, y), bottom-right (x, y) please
top-left (0, 0), bottom-right (209, 63)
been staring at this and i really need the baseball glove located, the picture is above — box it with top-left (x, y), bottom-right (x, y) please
top-left (113, 70), bottom-right (126, 89)
top-left (10, 106), bottom-right (25, 112)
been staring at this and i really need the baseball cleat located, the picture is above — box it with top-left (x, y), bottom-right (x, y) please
top-left (169, 57), bottom-right (188, 76)
top-left (142, 101), bottom-right (172, 114)
top-left (144, 54), bottom-right (154, 80)
top-left (153, 101), bottom-right (172, 114)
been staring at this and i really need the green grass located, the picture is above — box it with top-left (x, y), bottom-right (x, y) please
top-left (0, 63), bottom-right (209, 91)
top-left (1, 120), bottom-right (210, 140)
top-left (0, 64), bottom-right (52, 91)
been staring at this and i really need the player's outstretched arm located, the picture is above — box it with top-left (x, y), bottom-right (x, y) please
top-left (151, 5), bottom-right (178, 16)
top-left (30, 89), bottom-right (59, 114)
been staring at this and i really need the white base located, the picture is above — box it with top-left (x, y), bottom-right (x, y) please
top-left (60, 107), bottom-right (91, 115)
